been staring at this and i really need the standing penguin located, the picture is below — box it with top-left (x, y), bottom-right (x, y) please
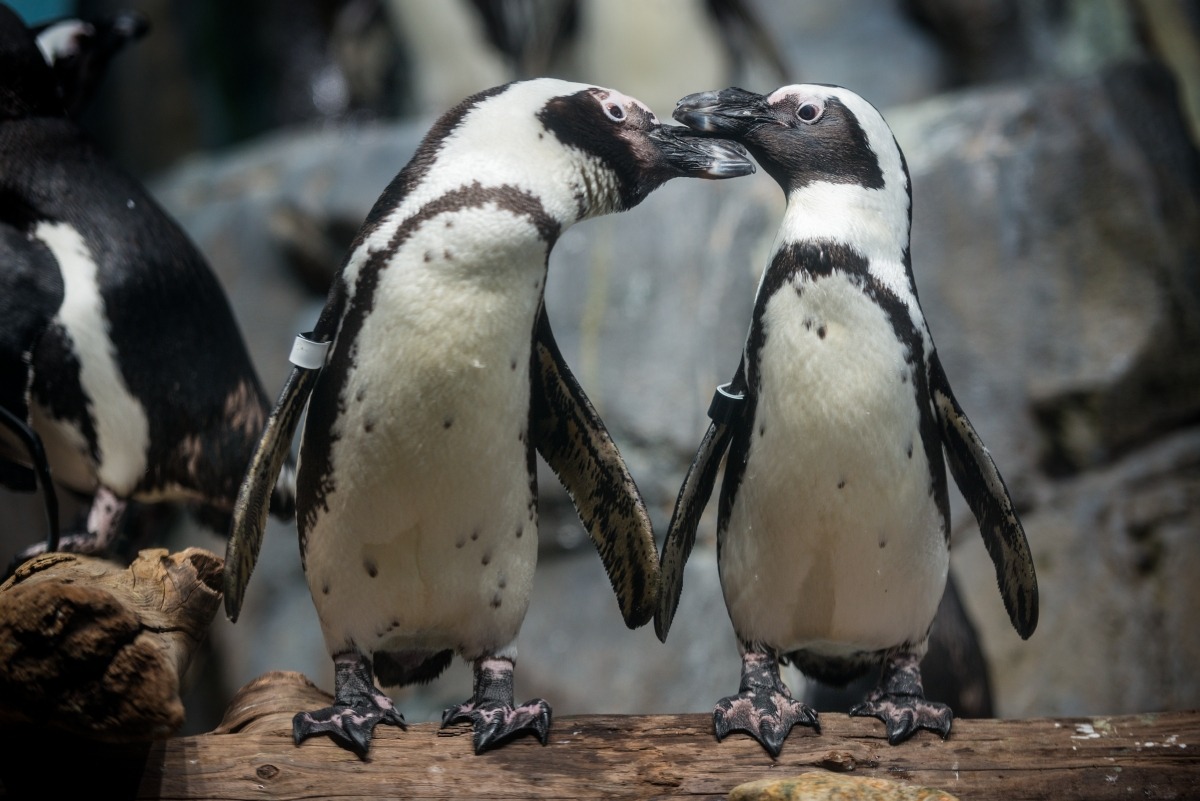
top-left (223, 77), bottom-right (753, 757)
top-left (0, 4), bottom-right (295, 566)
top-left (656, 84), bottom-right (1038, 754)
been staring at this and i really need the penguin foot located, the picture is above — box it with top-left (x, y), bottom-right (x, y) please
top-left (293, 651), bottom-right (405, 758)
top-left (849, 651), bottom-right (953, 745)
top-left (714, 650), bottom-right (819, 758)
top-left (440, 655), bottom-right (552, 753)
top-left (8, 486), bottom-right (128, 572)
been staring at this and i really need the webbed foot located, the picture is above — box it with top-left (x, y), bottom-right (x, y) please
top-left (293, 651), bottom-right (405, 758)
top-left (441, 656), bottom-right (551, 753)
top-left (714, 650), bottom-right (819, 757)
top-left (8, 487), bottom-right (127, 574)
top-left (849, 651), bottom-right (953, 744)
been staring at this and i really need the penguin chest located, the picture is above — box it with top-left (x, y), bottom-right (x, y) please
top-left (721, 273), bottom-right (947, 655)
top-left (299, 214), bottom-right (548, 657)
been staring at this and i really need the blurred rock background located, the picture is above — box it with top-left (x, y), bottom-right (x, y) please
top-left (2, 0), bottom-right (1198, 736)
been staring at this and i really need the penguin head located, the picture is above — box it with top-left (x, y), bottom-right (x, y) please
top-left (33, 10), bottom-right (149, 116)
top-left (398, 78), bottom-right (753, 229)
top-left (533, 80), bottom-right (755, 214)
top-left (672, 84), bottom-right (909, 205)
top-left (0, 4), bottom-right (64, 119)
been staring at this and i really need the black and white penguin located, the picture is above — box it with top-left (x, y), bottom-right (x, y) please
top-left (656, 84), bottom-right (1039, 754)
top-left (0, 4), bottom-right (295, 566)
top-left (223, 77), bottom-right (753, 757)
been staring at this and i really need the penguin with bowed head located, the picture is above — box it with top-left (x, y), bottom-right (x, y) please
top-left (656, 83), bottom-right (1038, 755)
top-left (223, 77), bottom-right (754, 757)
top-left (0, 3), bottom-right (295, 568)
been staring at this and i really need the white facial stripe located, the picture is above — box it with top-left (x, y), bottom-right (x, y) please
top-left (35, 221), bottom-right (149, 492)
top-left (36, 20), bottom-right (90, 63)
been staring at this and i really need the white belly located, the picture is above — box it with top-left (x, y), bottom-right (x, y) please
top-left (721, 273), bottom-right (948, 656)
top-left (300, 205), bottom-right (546, 660)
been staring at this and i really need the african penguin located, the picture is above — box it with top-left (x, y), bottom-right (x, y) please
top-left (656, 84), bottom-right (1039, 754)
top-left (223, 77), bottom-right (753, 757)
top-left (0, 4), bottom-right (295, 569)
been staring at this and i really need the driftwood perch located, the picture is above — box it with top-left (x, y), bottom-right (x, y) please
top-left (0, 549), bottom-right (1196, 799)
top-left (0, 547), bottom-right (222, 741)
top-left (129, 674), bottom-right (1198, 800)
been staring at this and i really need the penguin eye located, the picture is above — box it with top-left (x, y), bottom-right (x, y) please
top-left (795, 100), bottom-right (824, 124)
top-left (604, 103), bottom-right (626, 123)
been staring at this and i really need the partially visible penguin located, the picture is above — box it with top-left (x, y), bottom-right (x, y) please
top-left (223, 77), bottom-right (754, 757)
top-left (0, 4), bottom-right (295, 567)
top-left (656, 84), bottom-right (1038, 754)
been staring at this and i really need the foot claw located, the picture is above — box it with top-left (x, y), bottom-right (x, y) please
top-left (850, 651), bottom-right (954, 744)
top-left (714, 690), bottom-right (818, 757)
top-left (714, 649), bottom-right (818, 757)
top-left (293, 703), bottom-right (405, 758)
top-left (294, 651), bottom-right (405, 758)
top-left (443, 697), bottom-right (552, 753)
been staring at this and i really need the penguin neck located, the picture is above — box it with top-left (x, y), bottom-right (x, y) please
top-left (777, 180), bottom-right (910, 270)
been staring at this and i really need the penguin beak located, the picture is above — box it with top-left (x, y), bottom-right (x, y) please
top-left (648, 124), bottom-right (755, 179)
top-left (673, 87), bottom-right (771, 138)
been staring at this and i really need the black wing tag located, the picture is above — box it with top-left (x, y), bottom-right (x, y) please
top-left (223, 332), bottom-right (327, 622)
top-left (530, 308), bottom-right (659, 629)
top-left (655, 367), bottom-right (746, 642)
top-left (930, 353), bottom-right (1038, 639)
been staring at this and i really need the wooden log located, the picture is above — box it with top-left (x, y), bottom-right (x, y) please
top-left (0, 548), bottom-right (222, 743)
top-left (123, 672), bottom-right (1199, 800)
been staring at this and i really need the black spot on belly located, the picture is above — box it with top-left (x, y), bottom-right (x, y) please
top-left (498, 575), bottom-right (507, 589)
top-left (471, 529), bottom-right (479, 541)
top-left (518, 428), bottom-right (526, 443)
top-left (817, 325), bottom-right (827, 339)
top-left (443, 418), bottom-right (453, 429)
top-left (515, 525), bottom-right (524, 539)
top-left (355, 387), bottom-right (366, 402)
top-left (445, 220), bottom-right (453, 228)
top-left (510, 358), bottom-right (517, 371)
top-left (455, 536), bottom-right (466, 549)
top-left (759, 424), bottom-right (765, 437)
top-left (444, 249), bottom-right (453, 260)
top-left (491, 593), bottom-right (502, 609)
top-left (481, 551), bottom-right (492, 566)
top-left (424, 251), bottom-right (433, 262)
top-left (322, 583), bottom-right (330, 595)
top-left (364, 418), bottom-right (375, 433)
top-left (837, 478), bottom-right (846, 489)
top-left (365, 559), bottom-right (378, 578)
top-left (907, 441), bottom-right (914, 459)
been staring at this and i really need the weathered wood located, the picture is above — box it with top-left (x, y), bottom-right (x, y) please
top-left (0, 548), bottom-right (222, 742)
top-left (124, 672), bottom-right (1200, 800)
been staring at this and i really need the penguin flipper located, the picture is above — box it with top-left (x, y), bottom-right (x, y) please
top-left (930, 353), bottom-right (1039, 639)
top-left (530, 308), bottom-right (659, 629)
top-left (655, 419), bottom-right (732, 642)
top-left (224, 364), bottom-right (319, 622)
top-left (656, 364), bottom-right (746, 642)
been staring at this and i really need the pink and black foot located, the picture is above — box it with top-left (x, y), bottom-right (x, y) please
top-left (849, 651), bottom-right (953, 744)
top-left (714, 649), bottom-right (819, 757)
top-left (441, 656), bottom-right (551, 753)
top-left (293, 650), bottom-right (405, 758)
